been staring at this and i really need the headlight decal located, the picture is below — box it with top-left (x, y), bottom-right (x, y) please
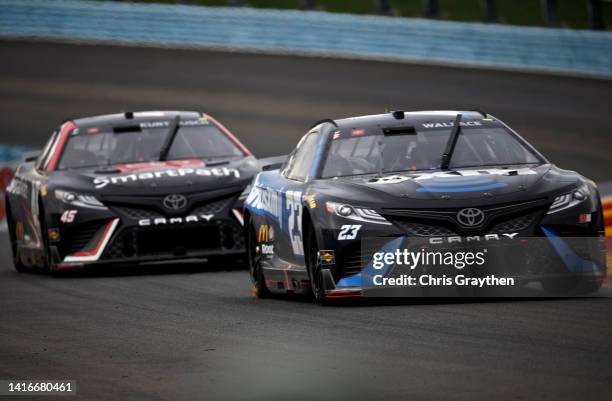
top-left (547, 183), bottom-right (590, 214)
top-left (326, 201), bottom-right (391, 225)
top-left (55, 190), bottom-right (107, 210)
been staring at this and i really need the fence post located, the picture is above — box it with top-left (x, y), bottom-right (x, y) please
top-left (541, 0), bottom-right (559, 27)
top-left (376, 0), bottom-right (391, 15)
top-left (423, 0), bottom-right (440, 18)
top-left (481, 0), bottom-right (497, 23)
top-left (587, 0), bottom-right (606, 30)
top-left (302, 0), bottom-right (316, 10)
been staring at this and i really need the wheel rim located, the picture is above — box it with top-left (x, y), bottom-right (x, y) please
top-left (6, 204), bottom-right (22, 267)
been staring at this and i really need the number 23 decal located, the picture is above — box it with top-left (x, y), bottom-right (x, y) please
top-left (338, 224), bottom-right (361, 240)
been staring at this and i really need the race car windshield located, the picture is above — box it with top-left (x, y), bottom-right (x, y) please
top-left (321, 126), bottom-right (542, 178)
top-left (56, 123), bottom-right (244, 170)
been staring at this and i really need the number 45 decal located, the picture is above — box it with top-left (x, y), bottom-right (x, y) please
top-left (60, 210), bottom-right (78, 224)
top-left (338, 224), bottom-right (361, 240)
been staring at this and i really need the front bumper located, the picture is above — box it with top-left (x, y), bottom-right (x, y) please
top-left (49, 196), bottom-right (246, 267)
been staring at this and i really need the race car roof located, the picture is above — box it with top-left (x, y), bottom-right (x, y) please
top-left (72, 110), bottom-right (202, 129)
top-left (332, 110), bottom-right (495, 130)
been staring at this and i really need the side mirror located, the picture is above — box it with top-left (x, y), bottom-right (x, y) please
top-left (259, 155), bottom-right (287, 171)
top-left (262, 162), bottom-right (283, 171)
top-left (22, 150), bottom-right (41, 163)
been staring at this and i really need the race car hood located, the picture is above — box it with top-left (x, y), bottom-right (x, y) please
top-left (47, 157), bottom-right (259, 197)
top-left (326, 164), bottom-right (582, 207)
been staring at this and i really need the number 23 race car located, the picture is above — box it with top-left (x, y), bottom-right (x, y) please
top-left (244, 110), bottom-right (606, 303)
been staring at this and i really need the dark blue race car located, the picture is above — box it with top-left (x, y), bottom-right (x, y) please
top-left (244, 110), bottom-right (606, 303)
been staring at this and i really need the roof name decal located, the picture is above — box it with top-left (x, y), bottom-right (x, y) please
top-left (421, 121), bottom-right (483, 129)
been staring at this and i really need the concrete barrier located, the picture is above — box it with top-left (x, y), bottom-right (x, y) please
top-left (1, 0), bottom-right (611, 78)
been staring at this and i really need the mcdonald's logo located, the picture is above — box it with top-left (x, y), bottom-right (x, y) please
top-left (258, 224), bottom-right (274, 242)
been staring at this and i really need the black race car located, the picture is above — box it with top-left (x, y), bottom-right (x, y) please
top-left (244, 110), bottom-right (606, 303)
top-left (5, 111), bottom-right (258, 274)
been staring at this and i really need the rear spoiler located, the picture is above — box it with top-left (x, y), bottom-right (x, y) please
top-left (258, 155), bottom-right (287, 171)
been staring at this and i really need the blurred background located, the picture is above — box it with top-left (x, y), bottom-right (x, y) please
top-left (1, 0), bottom-right (610, 260)
top-left (1, 0), bottom-right (611, 207)
top-left (130, 0), bottom-right (612, 30)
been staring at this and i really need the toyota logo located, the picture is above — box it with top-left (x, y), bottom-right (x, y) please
top-left (163, 194), bottom-right (187, 211)
top-left (456, 208), bottom-right (485, 227)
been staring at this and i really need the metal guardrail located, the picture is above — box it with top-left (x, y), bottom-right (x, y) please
top-left (1, 0), bottom-right (611, 77)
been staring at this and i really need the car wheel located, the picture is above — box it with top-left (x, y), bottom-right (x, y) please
top-left (305, 225), bottom-right (327, 304)
top-left (5, 201), bottom-right (26, 272)
top-left (247, 220), bottom-right (271, 298)
top-left (37, 200), bottom-right (52, 274)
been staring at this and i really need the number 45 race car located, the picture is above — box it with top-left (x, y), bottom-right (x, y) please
top-left (5, 111), bottom-right (258, 274)
top-left (244, 110), bottom-right (606, 303)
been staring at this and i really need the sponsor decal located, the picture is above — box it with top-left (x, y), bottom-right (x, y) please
top-left (410, 168), bottom-right (537, 193)
top-left (246, 185), bottom-right (303, 255)
top-left (258, 224), bottom-right (274, 243)
top-left (15, 221), bottom-right (24, 241)
top-left (429, 233), bottom-right (518, 244)
top-left (338, 224), bottom-right (361, 240)
top-left (138, 214), bottom-right (214, 226)
top-left (412, 168), bottom-right (537, 181)
top-left (351, 128), bottom-right (365, 137)
top-left (332, 131), bottom-right (341, 140)
top-left (318, 250), bottom-right (335, 265)
top-left (48, 228), bottom-right (60, 242)
top-left (116, 159), bottom-right (206, 173)
top-left (246, 186), bottom-right (281, 220)
top-left (306, 195), bottom-right (317, 209)
top-left (40, 185), bottom-right (48, 197)
top-left (87, 127), bottom-right (100, 134)
top-left (93, 167), bottom-right (240, 188)
top-left (261, 244), bottom-right (274, 255)
top-left (369, 175), bottom-right (409, 185)
top-left (578, 213), bottom-right (592, 223)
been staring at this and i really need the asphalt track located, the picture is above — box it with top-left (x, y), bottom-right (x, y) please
top-left (1, 40), bottom-right (612, 401)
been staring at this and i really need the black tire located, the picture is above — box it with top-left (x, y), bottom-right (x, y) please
top-left (37, 198), bottom-right (52, 274)
top-left (246, 219), bottom-right (271, 298)
top-left (5, 200), bottom-right (27, 272)
top-left (305, 224), bottom-right (328, 304)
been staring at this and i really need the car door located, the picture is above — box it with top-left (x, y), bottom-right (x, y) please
top-left (8, 127), bottom-right (60, 251)
top-left (265, 130), bottom-right (320, 265)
